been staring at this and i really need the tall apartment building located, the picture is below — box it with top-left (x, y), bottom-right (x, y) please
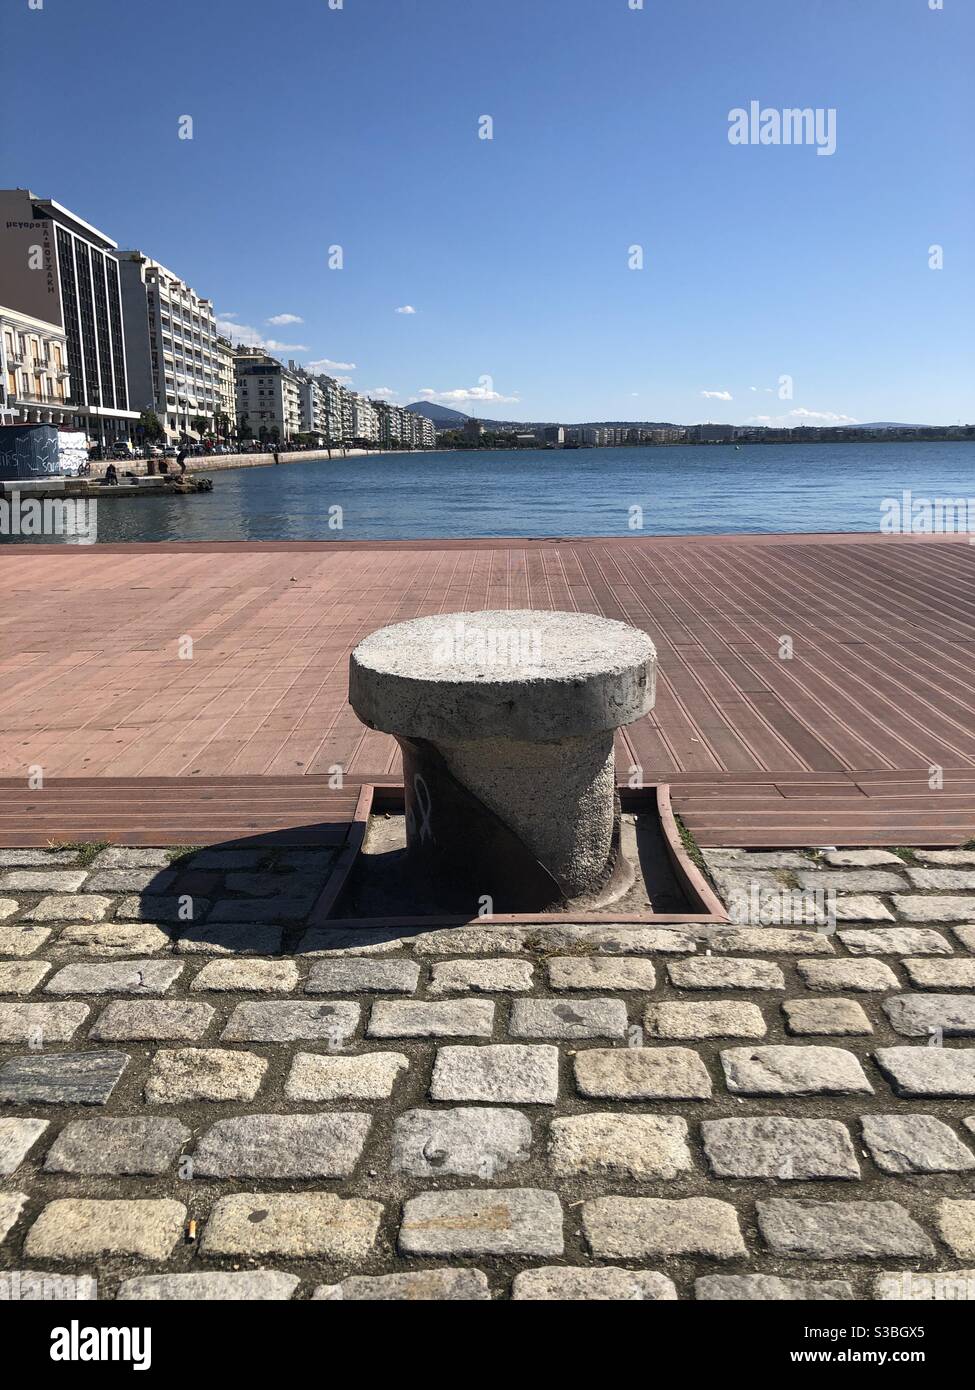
top-left (315, 375), bottom-right (344, 445)
top-left (417, 412), bottom-right (436, 448)
top-left (376, 400), bottom-right (402, 448)
top-left (214, 335), bottom-right (236, 435)
top-left (118, 252), bottom-right (222, 443)
top-left (234, 349), bottom-right (301, 441)
top-left (351, 393), bottom-right (380, 444)
top-left (339, 384), bottom-right (356, 444)
top-left (0, 189), bottom-right (139, 441)
top-left (374, 405), bottom-right (435, 449)
top-left (294, 369), bottom-right (327, 440)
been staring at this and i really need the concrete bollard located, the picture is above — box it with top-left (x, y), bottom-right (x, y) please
top-left (349, 610), bottom-right (656, 911)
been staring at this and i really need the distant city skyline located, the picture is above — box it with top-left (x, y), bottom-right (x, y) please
top-left (4, 0), bottom-right (973, 426)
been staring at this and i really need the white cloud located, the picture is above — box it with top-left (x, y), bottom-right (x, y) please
top-left (215, 317), bottom-right (307, 352)
top-left (414, 385), bottom-right (520, 405)
top-left (367, 386), bottom-right (396, 398)
top-left (701, 389), bottom-right (733, 401)
top-left (307, 358), bottom-right (357, 372)
top-left (266, 313), bottom-right (304, 326)
top-left (395, 305), bottom-right (417, 314)
top-left (746, 407), bottom-right (860, 426)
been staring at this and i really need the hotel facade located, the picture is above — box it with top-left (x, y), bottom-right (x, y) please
top-left (0, 189), bottom-right (139, 442)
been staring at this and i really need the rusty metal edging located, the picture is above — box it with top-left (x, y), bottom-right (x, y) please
top-left (306, 783), bottom-right (374, 927)
top-left (316, 782), bottom-right (729, 929)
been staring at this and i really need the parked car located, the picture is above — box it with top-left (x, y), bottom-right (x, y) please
top-left (162, 445), bottom-right (178, 458)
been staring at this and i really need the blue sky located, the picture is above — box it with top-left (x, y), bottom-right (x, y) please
top-left (4, 0), bottom-right (973, 425)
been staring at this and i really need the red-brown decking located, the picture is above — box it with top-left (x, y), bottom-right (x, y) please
top-left (1, 533), bottom-right (973, 847)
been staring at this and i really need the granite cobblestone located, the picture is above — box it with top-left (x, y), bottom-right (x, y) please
top-left (0, 841), bottom-right (973, 1300)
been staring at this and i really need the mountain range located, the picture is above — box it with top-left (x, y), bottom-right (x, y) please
top-left (405, 403), bottom-right (934, 431)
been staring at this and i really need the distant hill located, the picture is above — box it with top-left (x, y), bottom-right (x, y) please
top-left (404, 406), bottom-right (937, 433)
top-left (405, 401), bottom-right (471, 425)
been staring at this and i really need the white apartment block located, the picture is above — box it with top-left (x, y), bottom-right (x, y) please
top-left (339, 385), bottom-right (356, 443)
top-left (296, 373), bottom-right (328, 439)
top-left (374, 401), bottom-right (435, 449)
top-left (376, 400), bottom-right (402, 447)
top-left (118, 252), bottom-right (222, 442)
top-left (234, 349), bottom-right (301, 442)
top-left (352, 393), bottom-right (380, 444)
top-left (313, 374), bottom-right (347, 444)
top-left (411, 411), bottom-right (436, 448)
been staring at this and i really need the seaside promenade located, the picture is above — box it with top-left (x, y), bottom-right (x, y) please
top-left (0, 530), bottom-right (972, 848)
top-left (2, 530), bottom-right (975, 1303)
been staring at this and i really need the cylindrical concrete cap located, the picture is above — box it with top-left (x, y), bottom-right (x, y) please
top-left (349, 609), bottom-right (656, 742)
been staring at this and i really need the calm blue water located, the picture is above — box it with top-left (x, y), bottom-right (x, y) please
top-left (11, 442), bottom-right (975, 542)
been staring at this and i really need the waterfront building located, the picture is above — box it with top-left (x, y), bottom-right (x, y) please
top-left (339, 385), bottom-right (356, 444)
top-left (535, 424), bottom-right (565, 446)
top-left (234, 348), bottom-right (301, 442)
top-left (294, 369), bottom-right (328, 441)
top-left (377, 400), bottom-right (414, 447)
top-left (384, 404), bottom-right (434, 449)
top-left (118, 252), bottom-right (221, 443)
top-left (0, 304), bottom-right (70, 426)
top-left (694, 423), bottom-right (735, 443)
top-left (352, 393), bottom-right (380, 444)
top-left (313, 374), bottom-right (347, 446)
top-left (214, 335), bottom-right (236, 439)
top-left (376, 399), bottom-right (400, 448)
top-left (405, 409), bottom-right (435, 448)
top-left (0, 189), bottom-right (139, 442)
top-left (463, 416), bottom-right (484, 441)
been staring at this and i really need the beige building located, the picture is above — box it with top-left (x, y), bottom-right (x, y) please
top-left (214, 335), bottom-right (236, 437)
top-left (234, 349), bottom-right (301, 442)
top-left (0, 306), bottom-right (70, 425)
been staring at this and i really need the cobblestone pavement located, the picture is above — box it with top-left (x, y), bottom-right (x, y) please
top-left (1, 843), bottom-right (975, 1301)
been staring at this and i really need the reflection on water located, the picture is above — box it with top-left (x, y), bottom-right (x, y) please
top-left (3, 442), bottom-right (974, 544)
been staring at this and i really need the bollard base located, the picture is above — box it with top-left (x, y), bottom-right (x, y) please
top-left (318, 783), bottom-right (727, 927)
top-left (398, 736), bottom-right (632, 913)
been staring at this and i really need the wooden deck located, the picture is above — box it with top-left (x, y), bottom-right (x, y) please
top-left (1, 533), bottom-right (973, 847)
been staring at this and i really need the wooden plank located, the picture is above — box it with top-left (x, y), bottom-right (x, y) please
top-left (0, 534), bottom-right (973, 849)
